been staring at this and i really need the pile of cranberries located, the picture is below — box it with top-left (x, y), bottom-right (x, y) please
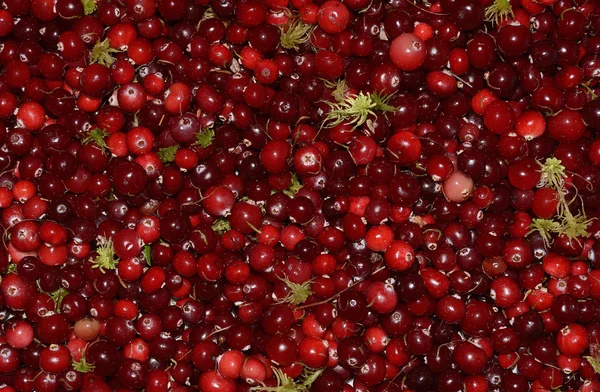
top-left (1, 0), bottom-right (600, 391)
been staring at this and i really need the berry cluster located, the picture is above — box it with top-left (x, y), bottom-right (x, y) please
top-left (0, 0), bottom-right (599, 391)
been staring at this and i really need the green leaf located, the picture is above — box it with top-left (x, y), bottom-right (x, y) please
top-left (143, 245), bottom-right (152, 266)
top-left (585, 356), bottom-right (600, 374)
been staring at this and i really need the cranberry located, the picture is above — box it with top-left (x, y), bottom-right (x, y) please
top-left (0, 1), bottom-right (597, 390)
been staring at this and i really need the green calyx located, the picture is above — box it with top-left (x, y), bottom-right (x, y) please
top-left (250, 367), bottom-right (324, 392)
top-left (89, 39), bottom-right (121, 67)
top-left (158, 145), bottom-right (179, 163)
top-left (82, 128), bottom-right (109, 152)
top-left (91, 238), bottom-right (119, 273)
top-left (323, 91), bottom-right (396, 128)
top-left (484, 0), bottom-right (514, 25)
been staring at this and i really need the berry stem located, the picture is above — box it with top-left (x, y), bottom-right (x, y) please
top-left (296, 265), bottom-right (386, 310)
top-left (50, 287), bottom-right (69, 312)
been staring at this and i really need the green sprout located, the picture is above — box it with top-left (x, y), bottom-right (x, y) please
top-left (81, 0), bottom-right (98, 15)
top-left (283, 173), bottom-right (303, 198)
top-left (89, 38), bottom-right (121, 67)
top-left (528, 158), bottom-right (594, 246)
top-left (537, 157), bottom-right (567, 191)
top-left (90, 238), bottom-right (119, 273)
top-left (276, 276), bottom-right (313, 306)
top-left (72, 355), bottom-right (95, 373)
top-left (280, 18), bottom-right (314, 50)
top-left (250, 367), bottom-right (324, 392)
top-left (195, 128), bottom-right (215, 148)
top-left (50, 287), bottom-right (69, 312)
top-left (82, 128), bottom-right (109, 152)
top-left (323, 92), bottom-right (396, 128)
top-left (322, 78), bottom-right (350, 104)
top-left (211, 218), bottom-right (231, 235)
top-left (485, 0), bottom-right (514, 25)
top-left (158, 145), bottom-right (179, 163)
top-left (528, 218), bottom-right (562, 246)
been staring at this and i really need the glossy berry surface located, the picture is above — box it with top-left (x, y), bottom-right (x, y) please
top-left (0, 1), bottom-right (599, 392)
